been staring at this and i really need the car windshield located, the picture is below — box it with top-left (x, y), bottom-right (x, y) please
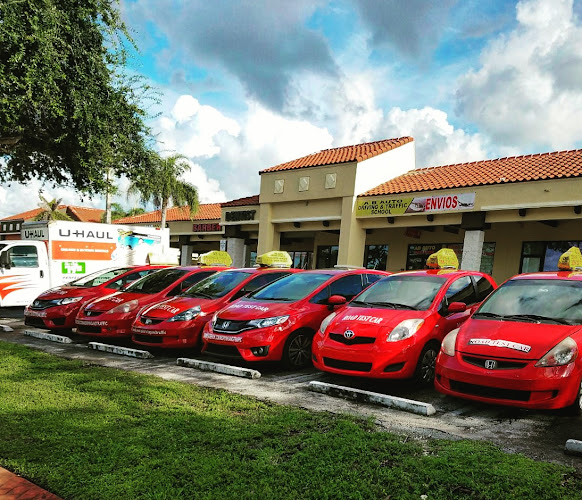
top-left (248, 273), bottom-right (331, 302)
top-left (352, 275), bottom-right (446, 311)
top-left (474, 279), bottom-right (582, 325)
top-left (68, 267), bottom-right (133, 287)
top-left (182, 270), bottom-right (253, 299)
top-left (123, 268), bottom-right (188, 294)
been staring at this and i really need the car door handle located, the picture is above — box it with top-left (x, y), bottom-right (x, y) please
top-left (40, 270), bottom-right (44, 278)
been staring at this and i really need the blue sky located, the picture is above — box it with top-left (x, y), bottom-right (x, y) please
top-left (3, 0), bottom-right (582, 217)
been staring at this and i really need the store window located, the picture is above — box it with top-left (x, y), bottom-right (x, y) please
top-left (316, 245), bottom-right (339, 269)
top-left (520, 241), bottom-right (582, 273)
top-left (363, 244), bottom-right (388, 270)
top-left (289, 251), bottom-right (313, 269)
top-left (406, 242), bottom-right (495, 274)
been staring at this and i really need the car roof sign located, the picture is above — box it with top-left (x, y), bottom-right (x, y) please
top-left (558, 247), bottom-right (582, 271)
top-left (255, 251), bottom-right (292, 268)
top-left (197, 250), bottom-right (233, 267)
top-left (426, 248), bottom-right (459, 270)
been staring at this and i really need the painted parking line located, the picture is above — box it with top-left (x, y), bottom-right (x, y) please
top-left (23, 329), bottom-right (72, 343)
top-left (308, 381), bottom-right (436, 416)
top-left (177, 358), bottom-right (261, 379)
top-left (88, 342), bottom-right (154, 359)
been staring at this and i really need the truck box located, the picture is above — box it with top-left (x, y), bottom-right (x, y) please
top-left (0, 221), bottom-right (171, 307)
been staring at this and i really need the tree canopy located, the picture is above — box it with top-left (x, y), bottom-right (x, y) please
top-left (128, 153), bottom-right (199, 228)
top-left (0, 0), bottom-right (153, 194)
top-left (33, 194), bottom-right (73, 221)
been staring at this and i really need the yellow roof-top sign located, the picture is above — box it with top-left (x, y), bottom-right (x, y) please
top-left (198, 250), bottom-right (232, 267)
top-left (255, 250), bottom-right (292, 268)
top-left (558, 247), bottom-right (582, 271)
top-left (426, 248), bottom-right (459, 270)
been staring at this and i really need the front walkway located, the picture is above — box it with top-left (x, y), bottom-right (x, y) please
top-left (0, 467), bottom-right (61, 499)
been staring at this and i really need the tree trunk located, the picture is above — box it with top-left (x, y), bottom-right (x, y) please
top-left (105, 168), bottom-right (112, 224)
top-left (160, 199), bottom-right (168, 228)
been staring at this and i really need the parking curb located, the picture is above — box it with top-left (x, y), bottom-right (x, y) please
top-left (0, 324), bottom-right (14, 332)
top-left (23, 329), bottom-right (72, 343)
top-left (308, 381), bottom-right (436, 416)
top-left (88, 342), bottom-right (154, 359)
top-left (565, 439), bottom-right (582, 456)
top-left (177, 358), bottom-right (261, 379)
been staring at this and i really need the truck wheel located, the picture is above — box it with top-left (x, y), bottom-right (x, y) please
top-left (283, 330), bottom-right (313, 369)
top-left (413, 341), bottom-right (440, 387)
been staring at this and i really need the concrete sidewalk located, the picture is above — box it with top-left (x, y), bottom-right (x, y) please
top-left (0, 467), bottom-right (61, 499)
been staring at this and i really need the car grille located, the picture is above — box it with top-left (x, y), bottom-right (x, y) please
top-left (323, 357), bottom-right (372, 372)
top-left (24, 317), bottom-right (47, 328)
top-left (139, 316), bottom-right (164, 326)
top-left (449, 380), bottom-right (532, 402)
top-left (204, 343), bottom-right (242, 358)
top-left (462, 355), bottom-right (528, 370)
top-left (329, 333), bottom-right (375, 346)
top-left (30, 299), bottom-right (58, 310)
top-left (84, 310), bottom-right (103, 317)
top-left (213, 318), bottom-right (253, 334)
top-left (134, 334), bottom-right (163, 344)
top-left (77, 325), bottom-right (102, 334)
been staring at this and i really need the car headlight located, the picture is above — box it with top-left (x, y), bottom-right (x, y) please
top-left (167, 306), bottom-right (202, 322)
top-left (319, 312), bottom-right (336, 335)
top-left (440, 328), bottom-right (459, 356)
top-left (535, 337), bottom-right (578, 367)
top-left (387, 318), bottom-right (424, 342)
top-left (249, 315), bottom-right (289, 329)
top-left (108, 299), bottom-right (139, 314)
top-left (59, 296), bottom-right (83, 305)
top-left (211, 311), bottom-right (219, 327)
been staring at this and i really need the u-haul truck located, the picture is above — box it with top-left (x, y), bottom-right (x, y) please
top-left (0, 221), bottom-right (172, 307)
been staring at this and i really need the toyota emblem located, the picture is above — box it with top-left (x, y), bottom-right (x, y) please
top-left (485, 359), bottom-right (497, 370)
top-left (343, 330), bottom-right (355, 339)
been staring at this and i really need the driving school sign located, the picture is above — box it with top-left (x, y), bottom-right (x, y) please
top-left (356, 192), bottom-right (475, 217)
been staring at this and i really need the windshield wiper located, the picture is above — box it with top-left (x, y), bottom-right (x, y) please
top-left (186, 291), bottom-right (214, 299)
top-left (365, 301), bottom-right (418, 310)
top-left (473, 312), bottom-right (508, 320)
top-left (503, 314), bottom-right (571, 325)
top-left (256, 297), bottom-right (294, 301)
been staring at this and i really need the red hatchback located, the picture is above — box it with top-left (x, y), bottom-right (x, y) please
top-left (132, 266), bottom-right (298, 349)
top-left (436, 248), bottom-right (582, 412)
top-left (202, 269), bottom-right (389, 368)
top-left (75, 266), bottom-right (224, 338)
top-left (312, 251), bottom-right (496, 385)
top-left (23, 265), bottom-right (166, 331)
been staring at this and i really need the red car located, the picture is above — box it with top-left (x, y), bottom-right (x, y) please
top-left (435, 247), bottom-right (582, 412)
top-left (202, 268), bottom-right (389, 368)
top-left (132, 252), bottom-right (299, 349)
top-left (75, 266), bottom-right (225, 338)
top-left (23, 265), bottom-right (166, 331)
top-left (312, 249), bottom-right (497, 384)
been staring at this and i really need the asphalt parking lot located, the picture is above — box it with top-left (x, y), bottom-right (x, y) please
top-left (1, 307), bottom-right (581, 472)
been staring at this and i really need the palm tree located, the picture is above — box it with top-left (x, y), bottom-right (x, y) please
top-left (33, 193), bottom-right (72, 221)
top-left (128, 153), bottom-right (199, 228)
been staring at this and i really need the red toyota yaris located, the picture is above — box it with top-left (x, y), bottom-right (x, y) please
top-left (436, 247), bottom-right (582, 412)
top-left (202, 268), bottom-right (389, 368)
top-left (131, 252), bottom-right (299, 349)
top-left (75, 265), bottom-right (225, 338)
top-left (312, 249), bottom-right (497, 384)
top-left (23, 265), bottom-right (166, 331)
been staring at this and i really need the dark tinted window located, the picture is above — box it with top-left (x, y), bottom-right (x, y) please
top-left (445, 276), bottom-right (477, 306)
top-left (329, 274), bottom-right (364, 300)
top-left (182, 270), bottom-right (253, 299)
top-left (243, 272), bottom-right (289, 292)
top-left (104, 269), bottom-right (154, 290)
top-left (70, 267), bottom-right (131, 287)
top-left (474, 275), bottom-right (495, 302)
top-left (365, 273), bottom-right (384, 286)
top-left (168, 271), bottom-right (216, 296)
top-left (253, 273), bottom-right (331, 302)
top-left (124, 268), bottom-right (188, 294)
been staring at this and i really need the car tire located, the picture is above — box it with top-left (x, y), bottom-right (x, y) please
top-left (564, 379), bottom-right (582, 416)
top-left (413, 340), bottom-right (440, 387)
top-left (282, 329), bottom-right (313, 369)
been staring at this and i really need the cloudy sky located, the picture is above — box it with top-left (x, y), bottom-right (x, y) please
top-left (3, 0), bottom-right (582, 218)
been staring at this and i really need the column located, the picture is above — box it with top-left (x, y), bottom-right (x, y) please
top-left (257, 203), bottom-right (280, 255)
top-left (461, 230), bottom-right (485, 271)
top-left (227, 238), bottom-right (246, 267)
top-left (337, 196), bottom-right (366, 267)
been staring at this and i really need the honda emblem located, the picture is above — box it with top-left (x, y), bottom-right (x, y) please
top-left (485, 359), bottom-right (497, 370)
top-left (223, 321), bottom-right (230, 329)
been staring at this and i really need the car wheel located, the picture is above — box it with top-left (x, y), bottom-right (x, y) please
top-left (564, 379), bottom-right (582, 416)
top-left (413, 341), bottom-right (440, 387)
top-left (283, 330), bottom-right (313, 369)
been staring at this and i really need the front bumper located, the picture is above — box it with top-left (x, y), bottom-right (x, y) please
top-left (131, 318), bottom-right (208, 348)
top-left (75, 313), bottom-right (134, 337)
top-left (24, 304), bottom-right (82, 330)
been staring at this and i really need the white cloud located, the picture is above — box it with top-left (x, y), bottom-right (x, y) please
top-left (181, 160), bottom-right (227, 204)
top-left (456, 0), bottom-right (582, 150)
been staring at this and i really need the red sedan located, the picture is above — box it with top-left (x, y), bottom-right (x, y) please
top-left (436, 247), bottom-right (582, 412)
top-left (23, 265), bottom-right (166, 331)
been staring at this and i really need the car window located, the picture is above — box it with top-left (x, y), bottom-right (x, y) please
top-left (69, 267), bottom-right (131, 287)
top-left (243, 272), bottom-right (289, 292)
top-left (445, 276), bottom-right (477, 306)
top-left (329, 274), bottom-right (364, 300)
top-left (365, 273), bottom-right (383, 286)
top-left (7, 245), bottom-right (38, 268)
top-left (168, 271), bottom-right (216, 297)
top-left (104, 269), bottom-right (154, 290)
top-left (182, 270), bottom-right (253, 299)
top-left (124, 268), bottom-right (189, 294)
top-left (252, 273), bottom-right (331, 302)
top-left (474, 275), bottom-right (495, 302)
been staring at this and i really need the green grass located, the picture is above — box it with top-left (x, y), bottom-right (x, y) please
top-left (0, 341), bottom-right (580, 499)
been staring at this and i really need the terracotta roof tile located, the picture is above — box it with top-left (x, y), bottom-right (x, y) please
top-left (361, 149), bottom-right (582, 196)
top-left (113, 203), bottom-right (222, 224)
top-left (66, 206), bottom-right (105, 223)
top-left (221, 195), bottom-right (260, 207)
top-left (260, 137), bottom-right (413, 173)
top-left (1, 207), bottom-right (45, 221)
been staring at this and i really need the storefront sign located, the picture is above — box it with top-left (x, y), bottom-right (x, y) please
top-left (356, 193), bottom-right (475, 217)
top-left (192, 223), bottom-right (222, 232)
top-left (225, 210), bottom-right (256, 222)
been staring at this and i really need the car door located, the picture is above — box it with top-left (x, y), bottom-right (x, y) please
top-left (437, 275), bottom-right (478, 336)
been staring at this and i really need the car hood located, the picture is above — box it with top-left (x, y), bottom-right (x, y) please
top-left (456, 318), bottom-right (582, 359)
top-left (36, 286), bottom-right (93, 300)
top-left (328, 306), bottom-right (431, 337)
top-left (141, 296), bottom-right (221, 319)
top-left (218, 300), bottom-right (296, 320)
top-left (84, 291), bottom-right (150, 312)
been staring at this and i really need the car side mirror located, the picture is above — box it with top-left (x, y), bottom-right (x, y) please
top-left (327, 295), bottom-right (347, 309)
top-left (0, 251), bottom-right (10, 269)
top-left (447, 301), bottom-right (467, 314)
